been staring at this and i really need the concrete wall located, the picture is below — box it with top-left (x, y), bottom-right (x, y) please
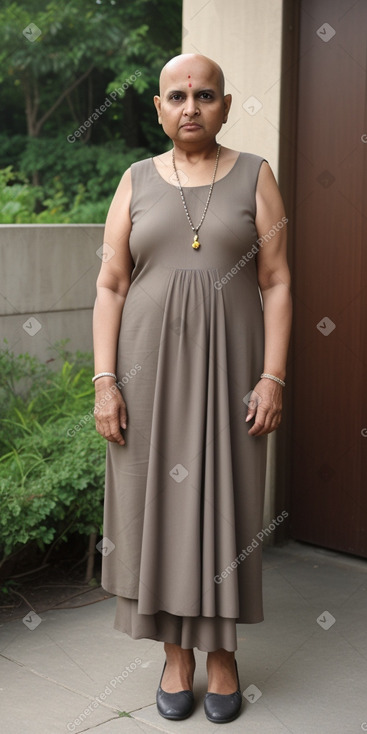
top-left (182, 0), bottom-right (285, 529)
top-left (0, 225), bottom-right (103, 361)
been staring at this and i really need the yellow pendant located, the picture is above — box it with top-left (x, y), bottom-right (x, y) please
top-left (192, 234), bottom-right (200, 249)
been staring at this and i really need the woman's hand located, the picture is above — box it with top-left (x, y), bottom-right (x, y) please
top-left (94, 378), bottom-right (127, 446)
top-left (245, 378), bottom-right (283, 436)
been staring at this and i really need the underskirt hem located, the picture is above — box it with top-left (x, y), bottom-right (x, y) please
top-left (113, 596), bottom-right (262, 652)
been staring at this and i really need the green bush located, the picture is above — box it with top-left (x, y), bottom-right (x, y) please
top-left (0, 342), bottom-right (106, 571)
top-left (0, 165), bottom-right (111, 223)
top-left (19, 136), bottom-right (150, 204)
top-left (0, 136), bottom-right (153, 223)
top-left (0, 167), bottom-right (43, 223)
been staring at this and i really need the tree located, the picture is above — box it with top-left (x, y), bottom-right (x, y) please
top-left (0, 0), bottom-right (182, 211)
top-left (0, 1), bottom-right (153, 137)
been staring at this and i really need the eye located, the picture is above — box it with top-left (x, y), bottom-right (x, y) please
top-left (199, 92), bottom-right (213, 100)
top-left (169, 93), bottom-right (184, 101)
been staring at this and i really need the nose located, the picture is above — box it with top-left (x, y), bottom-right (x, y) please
top-left (183, 94), bottom-right (199, 117)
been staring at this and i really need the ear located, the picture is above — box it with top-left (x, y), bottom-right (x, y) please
top-left (153, 95), bottom-right (162, 124)
top-left (223, 93), bottom-right (232, 123)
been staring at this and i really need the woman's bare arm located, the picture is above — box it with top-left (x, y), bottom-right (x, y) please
top-left (93, 168), bottom-right (134, 445)
top-left (246, 161), bottom-right (292, 436)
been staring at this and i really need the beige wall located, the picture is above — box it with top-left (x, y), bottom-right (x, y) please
top-left (0, 225), bottom-right (103, 361)
top-left (182, 0), bottom-right (285, 530)
top-left (182, 0), bottom-right (283, 177)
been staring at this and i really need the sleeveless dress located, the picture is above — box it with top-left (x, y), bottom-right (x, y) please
top-left (101, 152), bottom-right (268, 652)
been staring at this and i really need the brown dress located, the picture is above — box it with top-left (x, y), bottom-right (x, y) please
top-left (101, 152), bottom-right (268, 652)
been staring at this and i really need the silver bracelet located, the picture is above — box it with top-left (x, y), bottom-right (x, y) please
top-left (260, 373), bottom-right (285, 387)
top-left (92, 371), bottom-right (117, 383)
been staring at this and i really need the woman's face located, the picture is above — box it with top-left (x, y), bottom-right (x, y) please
top-left (154, 58), bottom-right (231, 146)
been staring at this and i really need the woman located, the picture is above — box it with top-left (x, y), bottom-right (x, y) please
top-left (93, 53), bottom-right (292, 724)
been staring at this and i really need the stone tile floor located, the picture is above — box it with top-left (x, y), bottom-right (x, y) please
top-left (1, 541), bottom-right (367, 734)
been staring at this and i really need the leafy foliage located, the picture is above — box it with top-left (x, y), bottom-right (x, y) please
top-left (0, 135), bottom-right (151, 222)
top-left (0, 0), bottom-right (182, 220)
top-left (0, 167), bottom-right (43, 223)
top-left (0, 342), bottom-right (106, 567)
top-left (1, 1), bottom-right (151, 135)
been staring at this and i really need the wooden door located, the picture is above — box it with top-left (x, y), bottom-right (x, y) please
top-left (289, 0), bottom-right (367, 555)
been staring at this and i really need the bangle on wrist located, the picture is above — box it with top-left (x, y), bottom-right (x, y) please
top-left (260, 373), bottom-right (285, 387)
top-left (92, 372), bottom-right (117, 383)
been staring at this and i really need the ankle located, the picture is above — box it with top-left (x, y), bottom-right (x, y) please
top-left (207, 649), bottom-right (235, 666)
top-left (164, 643), bottom-right (195, 665)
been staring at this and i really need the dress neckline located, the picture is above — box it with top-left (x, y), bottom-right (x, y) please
top-left (150, 152), bottom-right (242, 189)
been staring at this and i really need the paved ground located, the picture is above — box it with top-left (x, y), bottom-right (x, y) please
top-left (1, 541), bottom-right (367, 734)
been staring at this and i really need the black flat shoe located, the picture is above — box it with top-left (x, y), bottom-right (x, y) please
top-left (156, 660), bottom-right (195, 720)
top-left (204, 659), bottom-right (242, 724)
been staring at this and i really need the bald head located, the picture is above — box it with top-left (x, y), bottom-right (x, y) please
top-left (154, 53), bottom-right (232, 142)
top-left (159, 53), bottom-right (225, 97)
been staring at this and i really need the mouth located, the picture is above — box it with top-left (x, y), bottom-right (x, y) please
top-left (181, 122), bottom-right (202, 129)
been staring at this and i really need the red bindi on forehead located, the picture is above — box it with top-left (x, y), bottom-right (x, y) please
top-left (188, 74), bottom-right (192, 88)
